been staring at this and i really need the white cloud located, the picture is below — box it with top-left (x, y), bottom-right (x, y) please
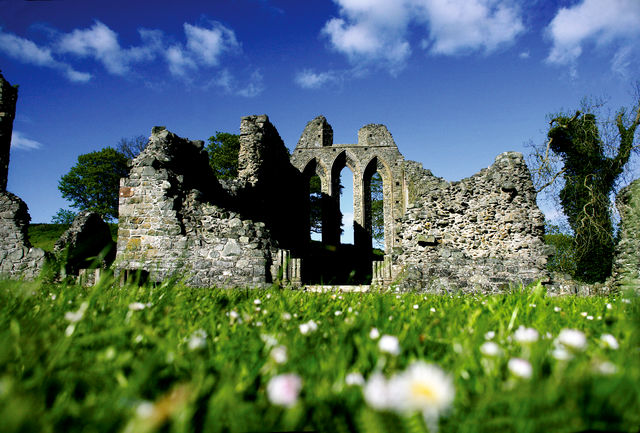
top-left (165, 44), bottom-right (197, 77)
top-left (184, 22), bottom-right (240, 66)
top-left (322, 0), bottom-right (413, 72)
top-left (546, 0), bottom-right (640, 68)
top-left (295, 69), bottom-right (341, 89)
top-left (519, 51), bottom-right (530, 59)
top-left (320, 0), bottom-right (524, 73)
top-left (417, 0), bottom-right (524, 55)
top-left (0, 21), bottom-right (251, 90)
top-left (236, 70), bottom-right (264, 97)
top-left (11, 131), bottom-right (42, 151)
top-left (205, 69), bottom-right (264, 97)
top-left (56, 21), bottom-right (159, 75)
top-left (610, 45), bottom-right (633, 78)
top-left (0, 28), bottom-right (91, 82)
top-left (165, 21), bottom-right (242, 80)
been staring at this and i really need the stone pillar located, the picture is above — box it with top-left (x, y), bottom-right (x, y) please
top-left (610, 178), bottom-right (640, 291)
top-left (323, 170), bottom-right (341, 245)
top-left (354, 170), bottom-right (371, 251)
top-left (0, 72), bottom-right (18, 191)
top-left (352, 169), bottom-right (368, 249)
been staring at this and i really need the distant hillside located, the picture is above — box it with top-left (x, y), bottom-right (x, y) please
top-left (29, 223), bottom-right (118, 252)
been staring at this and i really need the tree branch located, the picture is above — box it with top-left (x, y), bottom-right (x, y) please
top-left (536, 167), bottom-right (567, 193)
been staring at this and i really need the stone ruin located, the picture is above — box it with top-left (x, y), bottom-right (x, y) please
top-left (116, 119), bottom-right (306, 287)
top-left (0, 68), bottom-right (634, 292)
top-left (115, 115), bottom-right (550, 291)
top-left (609, 178), bottom-right (640, 290)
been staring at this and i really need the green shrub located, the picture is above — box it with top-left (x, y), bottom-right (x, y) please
top-left (545, 223), bottom-right (577, 277)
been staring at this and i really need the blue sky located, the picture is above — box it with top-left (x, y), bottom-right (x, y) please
top-left (2, 0), bottom-right (639, 224)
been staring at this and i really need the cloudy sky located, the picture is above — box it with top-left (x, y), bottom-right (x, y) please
top-left (2, 0), bottom-right (639, 226)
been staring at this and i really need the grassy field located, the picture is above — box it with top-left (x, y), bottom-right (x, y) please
top-left (28, 223), bottom-right (118, 252)
top-left (0, 277), bottom-right (638, 433)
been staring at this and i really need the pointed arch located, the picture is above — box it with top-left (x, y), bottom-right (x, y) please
top-left (302, 157), bottom-right (329, 194)
top-left (363, 156), bottom-right (393, 254)
top-left (330, 150), bottom-right (360, 195)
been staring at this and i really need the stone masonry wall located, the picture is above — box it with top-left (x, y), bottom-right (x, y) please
top-left (291, 116), bottom-right (406, 253)
top-left (117, 127), bottom-right (274, 287)
top-left (394, 152), bottom-right (548, 292)
top-left (116, 119), bottom-right (301, 288)
top-left (609, 178), bottom-right (640, 291)
top-left (237, 115), bottom-right (307, 252)
top-left (0, 192), bottom-right (47, 279)
top-left (117, 114), bottom-right (549, 291)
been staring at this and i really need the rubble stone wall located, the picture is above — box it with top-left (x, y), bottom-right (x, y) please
top-left (0, 192), bottom-right (47, 279)
top-left (393, 152), bottom-right (548, 292)
top-left (237, 115), bottom-right (307, 252)
top-left (610, 178), bottom-right (640, 291)
top-left (115, 119), bottom-right (301, 288)
top-left (116, 114), bottom-right (550, 291)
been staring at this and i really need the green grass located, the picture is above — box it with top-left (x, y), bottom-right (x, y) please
top-left (28, 223), bottom-right (118, 252)
top-left (0, 277), bottom-right (638, 433)
top-left (28, 224), bottom-right (70, 251)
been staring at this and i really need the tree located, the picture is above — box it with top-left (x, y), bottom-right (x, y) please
top-left (529, 93), bottom-right (640, 282)
top-left (544, 222), bottom-right (576, 277)
top-left (58, 147), bottom-right (129, 222)
top-left (370, 173), bottom-right (384, 249)
top-left (309, 175), bottom-right (322, 234)
top-left (116, 135), bottom-right (148, 160)
top-left (51, 208), bottom-right (76, 225)
top-left (206, 132), bottom-right (240, 179)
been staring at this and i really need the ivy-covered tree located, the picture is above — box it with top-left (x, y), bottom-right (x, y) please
top-left (530, 95), bottom-right (640, 282)
top-left (58, 147), bottom-right (129, 222)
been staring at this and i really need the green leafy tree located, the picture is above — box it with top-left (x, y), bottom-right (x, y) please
top-left (530, 94), bottom-right (640, 282)
top-left (206, 132), bottom-right (240, 179)
top-left (370, 173), bottom-right (384, 248)
top-left (544, 222), bottom-right (576, 276)
top-left (58, 147), bottom-right (129, 222)
top-left (51, 208), bottom-right (76, 225)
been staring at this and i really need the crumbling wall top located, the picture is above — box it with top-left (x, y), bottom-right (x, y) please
top-left (296, 115), bottom-right (333, 148)
top-left (357, 124), bottom-right (396, 148)
top-left (239, 114), bottom-right (290, 187)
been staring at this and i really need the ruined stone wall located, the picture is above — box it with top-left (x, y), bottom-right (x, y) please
top-left (237, 115), bottom-right (307, 252)
top-left (117, 127), bottom-right (274, 287)
top-left (0, 192), bottom-right (47, 279)
top-left (117, 114), bottom-right (549, 291)
top-left (0, 72), bottom-right (18, 191)
top-left (609, 178), bottom-right (640, 291)
top-left (291, 116), bottom-right (405, 253)
top-left (394, 152), bottom-right (548, 292)
top-left (116, 117), bottom-right (303, 288)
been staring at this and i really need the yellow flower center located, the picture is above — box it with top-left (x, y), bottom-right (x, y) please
top-left (411, 382), bottom-right (436, 403)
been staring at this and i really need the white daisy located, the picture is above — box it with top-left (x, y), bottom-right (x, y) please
top-left (267, 374), bottom-right (301, 407)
